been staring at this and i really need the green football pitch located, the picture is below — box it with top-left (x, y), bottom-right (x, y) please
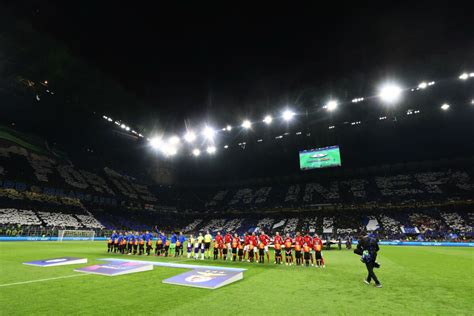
top-left (0, 242), bottom-right (472, 315)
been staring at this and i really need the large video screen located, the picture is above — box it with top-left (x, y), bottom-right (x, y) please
top-left (299, 145), bottom-right (342, 170)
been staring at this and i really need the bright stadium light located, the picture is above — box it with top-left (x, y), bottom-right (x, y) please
top-left (202, 126), bottom-right (215, 140)
top-left (158, 142), bottom-right (177, 156)
top-left (169, 136), bottom-right (180, 145)
top-left (120, 124), bottom-right (126, 129)
top-left (418, 82), bottom-right (428, 89)
top-left (206, 146), bottom-right (216, 154)
top-left (459, 73), bottom-right (469, 80)
top-left (150, 137), bottom-right (162, 150)
top-left (184, 131), bottom-right (196, 143)
top-left (282, 109), bottom-right (295, 121)
top-left (192, 148), bottom-right (201, 156)
top-left (224, 145), bottom-right (229, 149)
top-left (242, 120), bottom-right (252, 129)
top-left (325, 100), bottom-right (338, 112)
top-left (167, 146), bottom-right (178, 156)
top-left (225, 125), bottom-right (232, 131)
top-left (379, 83), bottom-right (402, 104)
top-left (263, 115), bottom-right (273, 124)
top-left (441, 103), bottom-right (450, 111)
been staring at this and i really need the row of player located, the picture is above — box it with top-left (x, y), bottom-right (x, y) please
top-left (107, 230), bottom-right (326, 267)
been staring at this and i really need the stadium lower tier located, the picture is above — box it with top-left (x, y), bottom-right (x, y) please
top-left (0, 206), bottom-right (472, 241)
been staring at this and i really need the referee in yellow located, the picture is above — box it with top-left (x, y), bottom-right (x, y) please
top-left (204, 230), bottom-right (213, 259)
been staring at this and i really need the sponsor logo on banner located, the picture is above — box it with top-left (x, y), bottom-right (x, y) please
top-left (75, 261), bottom-right (153, 276)
top-left (163, 268), bottom-right (243, 289)
top-left (185, 270), bottom-right (227, 283)
top-left (23, 257), bottom-right (87, 267)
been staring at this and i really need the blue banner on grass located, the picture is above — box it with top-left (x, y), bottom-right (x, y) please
top-left (163, 268), bottom-right (243, 289)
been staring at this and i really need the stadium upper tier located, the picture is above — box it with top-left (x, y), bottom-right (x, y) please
top-left (0, 126), bottom-right (473, 212)
top-left (0, 125), bottom-right (473, 241)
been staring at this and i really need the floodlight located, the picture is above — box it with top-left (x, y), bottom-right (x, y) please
top-left (167, 147), bottom-right (177, 156)
top-left (263, 115), bottom-right (273, 124)
top-left (158, 142), bottom-right (177, 156)
top-left (242, 120), bottom-right (252, 129)
top-left (226, 125), bottom-right (232, 131)
top-left (325, 100), bottom-right (338, 111)
top-left (206, 146), bottom-right (216, 154)
top-left (282, 109), bottom-right (295, 121)
top-left (169, 136), bottom-right (180, 145)
top-left (418, 82), bottom-right (428, 89)
top-left (150, 137), bottom-right (162, 149)
top-left (459, 73), bottom-right (468, 80)
top-left (192, 149), bottom-right (201, 156)
top-left (184, 131), bottom-right (196, 143)
top-left (441, 103), bottom-right (450, 111)
top-left (379, 84), bottom-right (402, 103)
top-left (202, 126), bottom-right (215, 140)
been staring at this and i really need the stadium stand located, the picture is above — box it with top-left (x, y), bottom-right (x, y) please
top-left (0, 127), bottom-right (473, 242)
top-left (0, 209), bottom-right (42, 226)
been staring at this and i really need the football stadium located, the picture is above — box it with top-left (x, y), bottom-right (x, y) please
top-left (0, 2), bottom-right (473, 316)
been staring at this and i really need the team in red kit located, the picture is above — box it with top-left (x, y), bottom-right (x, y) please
top-left (108, 229), bottom-right (327, 267)
top-left (208, 230), bottom-right (326, 267)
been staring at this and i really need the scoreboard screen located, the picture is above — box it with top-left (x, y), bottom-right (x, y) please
top-left (299, 145), bottom-right (342, 170)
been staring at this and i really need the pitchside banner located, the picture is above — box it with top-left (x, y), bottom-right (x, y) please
top-left (75, 261), bottom-right (153, 276)
top-left (351, 241), bottom-right (474, 247)
top-left (163, 269), bottom-right (243, 289)
top-left (0, 237), bottom-right (107, 241)
top-left (23, 257), bottom-right (87, 267)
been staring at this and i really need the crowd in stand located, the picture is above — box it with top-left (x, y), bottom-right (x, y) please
top-left (1, 206), bottom-right (472, 242)
top-left (0, 139), bottom-right (473, 242)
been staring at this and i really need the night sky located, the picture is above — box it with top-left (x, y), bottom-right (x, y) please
top-left (7, 2), bottom-right (473, 118)
top-left (2, 1), bottom-right (474, 182)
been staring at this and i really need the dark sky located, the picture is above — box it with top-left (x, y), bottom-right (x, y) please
top-left (7, 1), bottom-right (474, 124)
top-left (2, 1), bottom-right (474, 183)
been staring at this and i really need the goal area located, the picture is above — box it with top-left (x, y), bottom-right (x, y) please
top-left (58, 230), bottom-right (95, 241)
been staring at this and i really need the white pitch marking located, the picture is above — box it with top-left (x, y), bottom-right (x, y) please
top-left (0, 274), bottom-right (89, 288)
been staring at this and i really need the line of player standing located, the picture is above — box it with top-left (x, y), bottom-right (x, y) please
top-left (203, 231), bottom-right (326, 267)
top-left (108, 230), bottom-right (325, 267)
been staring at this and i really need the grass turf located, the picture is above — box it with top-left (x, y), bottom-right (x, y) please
top-left (0, 242), bottom-right (472, 315)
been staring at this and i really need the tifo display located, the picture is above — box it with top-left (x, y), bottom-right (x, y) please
top-left (299, 146), bottom-right (342, 170)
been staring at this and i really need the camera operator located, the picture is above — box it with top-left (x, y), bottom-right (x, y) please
top-left (354, 233), bottom-right (382, 288)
